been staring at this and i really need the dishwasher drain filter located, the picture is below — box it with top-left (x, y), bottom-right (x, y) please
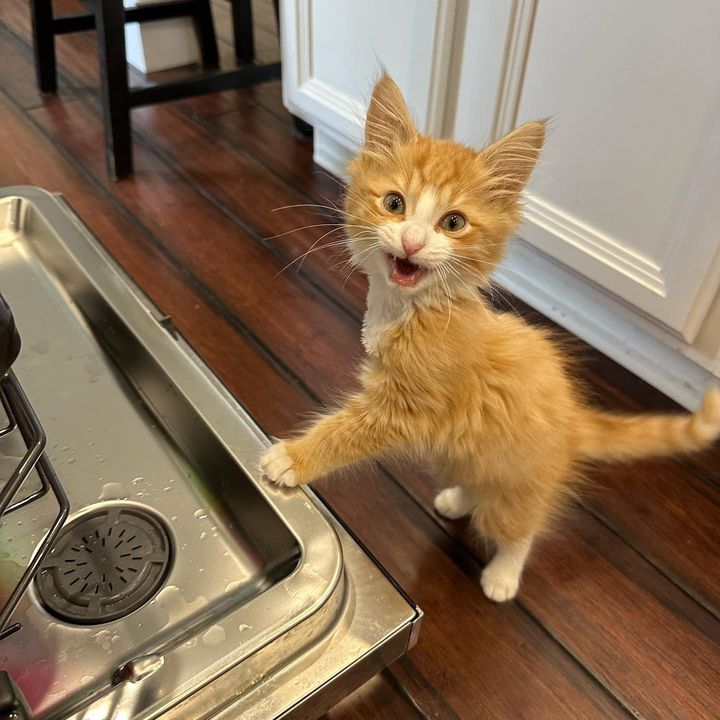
top-left (36, 505), bottom-right (173, 624)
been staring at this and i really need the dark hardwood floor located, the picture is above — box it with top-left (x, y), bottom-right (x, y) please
top-left (1, 2), bottom-right (719, 717)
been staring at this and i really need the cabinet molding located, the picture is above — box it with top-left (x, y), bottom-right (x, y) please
top-left (523, 193), bottom-right (666, 294)
top-left (491, 0), bottom-right (538, 140)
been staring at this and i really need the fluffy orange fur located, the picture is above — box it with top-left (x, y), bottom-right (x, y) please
top-left (261, 75), bottom-right (720, 602)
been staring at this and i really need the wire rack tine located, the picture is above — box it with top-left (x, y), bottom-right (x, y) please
top-left (0, 371), bottom-right (69, 642)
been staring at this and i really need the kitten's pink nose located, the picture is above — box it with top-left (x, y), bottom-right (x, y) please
top-left (401, 231), bottom-right (425, 258)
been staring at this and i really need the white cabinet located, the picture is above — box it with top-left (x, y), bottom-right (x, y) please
top-left (454, 0), bottom-right (720, 342)
top-left (280, 0), bottom-right (720, 407)
top-left (280, 0), bottom-right (457, 171)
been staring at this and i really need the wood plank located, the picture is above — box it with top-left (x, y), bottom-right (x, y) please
top-left (0, 86), bottom-right (626, 720)
top-left (388, 657), bottom-right (466, 720)
top-left (0, 26), bottom-right (78, 109)
top-left (582, 459), bottom-right (720, 615)
top-left (129, 100), bottom-right (368, 309)
top-left (192, 99), bottom-right (342, 204)
top-left (523, 515), bottom-right (720, 719)
top-left (179, 77), bottom-right (291, 122)
top-left (0, 0), bottom-right (100, 92)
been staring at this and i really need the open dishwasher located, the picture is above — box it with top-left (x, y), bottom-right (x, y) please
top-left (0, 187), bottom-right (421, 720)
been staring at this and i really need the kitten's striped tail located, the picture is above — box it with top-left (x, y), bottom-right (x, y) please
top-left (577, 387), bottom-right (720, 462)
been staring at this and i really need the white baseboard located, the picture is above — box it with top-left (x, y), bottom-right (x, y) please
top-left (308, 136), bottom-right (715, 410)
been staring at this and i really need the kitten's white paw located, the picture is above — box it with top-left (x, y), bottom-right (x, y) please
top-left (433, 487), bottom-right (474, 520)
top-left (260, 442), bottom-right (299, 487)
top-left (481, 563), bottom-right (520, 602)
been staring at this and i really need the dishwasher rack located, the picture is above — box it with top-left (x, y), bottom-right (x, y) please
top-left (0, 292), bottom-right (69, 643)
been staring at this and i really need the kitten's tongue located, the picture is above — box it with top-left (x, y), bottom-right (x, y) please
top-left (388, 255), bottom-right (425, 287)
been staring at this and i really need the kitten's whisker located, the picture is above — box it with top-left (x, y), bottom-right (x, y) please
top-left (434, 264), bottom-right (454, 339)
top-left (276, 236), bottom-right (354, 276)
top-left (263, 223), bottom-right (348, 242)
top-left (334, 238), bottom-right (383, 268)
top-left (275, 226), bottom-right (377, 277)
top-left (448, 259), bottom-right (493, 291)
top-left (294, 238), bottom-right (357, 268)
top-left (271, 201), bottom-right (376, 230)
top-left (451, 257), bottom-right (500, 270)
top-left (271, 202), bottom-right (343, 217)
top-left (446, 264), bottom-right (482, 298)
top-left (486, 280), bottom-right (523, 315)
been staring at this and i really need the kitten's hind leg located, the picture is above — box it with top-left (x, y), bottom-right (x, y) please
top-left (481, 536), bottom-right (533, 603)
top-left (434, 486), bottom-right (476, 520)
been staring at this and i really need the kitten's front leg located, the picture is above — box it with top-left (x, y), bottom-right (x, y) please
top-left (260, 396), bottom-right (392, 487)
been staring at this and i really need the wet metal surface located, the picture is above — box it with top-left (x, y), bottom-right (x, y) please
top-left (0, 188), bottom-right (420, 719)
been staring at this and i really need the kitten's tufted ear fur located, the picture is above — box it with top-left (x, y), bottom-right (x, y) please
top-left (364, 74), bottom-right (417, 155)
top-left (480, 120), bottom-right (547, 199)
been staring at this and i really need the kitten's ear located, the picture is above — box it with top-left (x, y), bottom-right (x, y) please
top-left (364, 74), bottom-right (417, 155)
top-left (480, 120), bottom-right (546, 198)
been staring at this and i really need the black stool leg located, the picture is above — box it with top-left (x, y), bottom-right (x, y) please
top-left (96, 0), bottom-right (132, 179)
top-left (193, 0), bottom-right (219, 69)
top-left (233, 0), bottom-right (254, 62)
top-left (30, 0), bottom-right (57, 93)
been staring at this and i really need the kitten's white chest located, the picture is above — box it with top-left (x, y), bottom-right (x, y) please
top-left (361, 307), bottom-right (391, 355)
top-left (361, 279), bottom-right (413, 355)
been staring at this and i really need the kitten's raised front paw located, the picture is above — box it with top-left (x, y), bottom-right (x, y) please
top-left (481, 564), bottom-right (520, 603)
top-left (433, 486), bottom-right (475, 520)
top-left (260, 442), bottom-right (300, 487)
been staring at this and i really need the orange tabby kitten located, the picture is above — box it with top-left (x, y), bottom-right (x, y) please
top-left (261, 75), bottom-right (720, 602)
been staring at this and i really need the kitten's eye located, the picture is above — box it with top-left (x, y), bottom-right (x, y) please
top-left (439, 212), bottom-right (467, 232)
top-left (383, 192), bottom-right (405, 215)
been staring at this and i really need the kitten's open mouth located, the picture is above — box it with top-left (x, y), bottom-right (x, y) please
top-left (387, 254), bottom-right (427, 288)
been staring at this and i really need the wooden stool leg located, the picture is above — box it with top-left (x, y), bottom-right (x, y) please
top-left (30, 0), bottom-right (57, 92)
top-left (194, 0), bottom-right (220, 68)
top-left (96, 0), bottom-right (132, 179)
top-left (233, 0), bottom-right (254, 62)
